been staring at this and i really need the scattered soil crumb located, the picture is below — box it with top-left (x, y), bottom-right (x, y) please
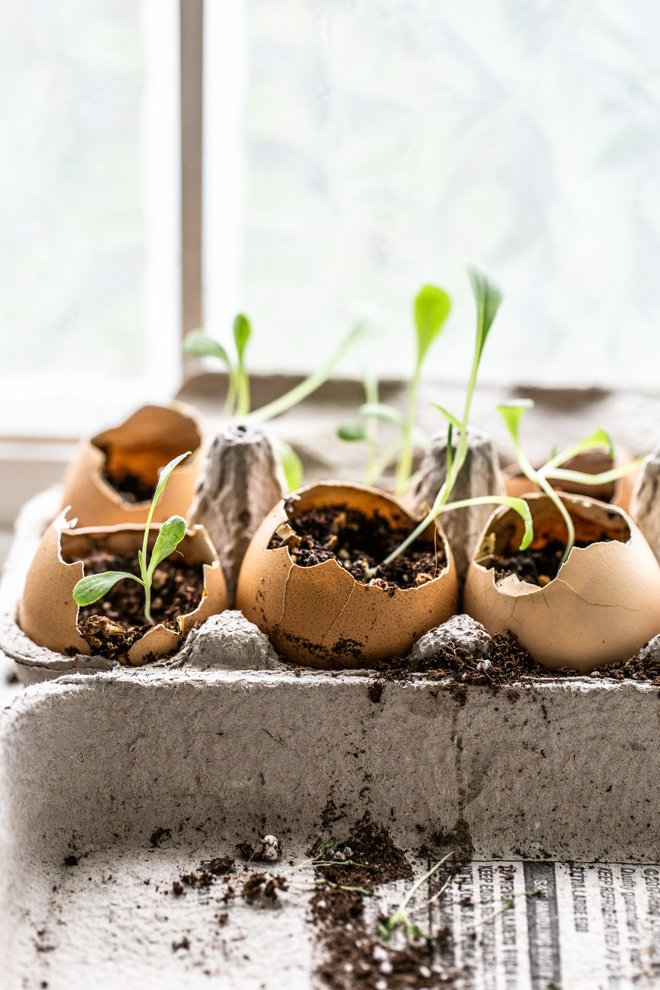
top-left (177, 856), bottom-right (236, 891)
top-left (386, 630), bottom-right (660, 688)
top-left (421, 820), bottom-right (474, 865)
top-left (368, 680), bottom-right (385, 704)
top-left (309, 815), bottom-right (463, 988)
top-left (150, 827), bottom-right (172, 848)
top-left (242, 873), bottom-right (288, 905)
top-left (380, 633), bottom-right (556, 687)
top-left (593, 648), bottom-right (660, 686)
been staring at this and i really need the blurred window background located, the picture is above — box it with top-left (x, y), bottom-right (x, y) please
top-left (0, 0), bottom-right (180, 436)
top-left (205, 0), bottom-right (660, 389)
top-left (2, 0), bottom-right (660, 440)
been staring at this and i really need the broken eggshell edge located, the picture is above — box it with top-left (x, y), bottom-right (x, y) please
top-left (236, 482), bottom-right (458, 669)
top-left (59, 402), bottom-right (204, 527)
top-left (18, 512), bottom-right (228, 666)
top-left (464, 492), bottom-right (660, 672)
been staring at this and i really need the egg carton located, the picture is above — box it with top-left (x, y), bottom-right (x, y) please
top-left (2, 491), bottom-right (660, 987)
top-left (0, 487), bottom-right (658, 858)
top-left (2, 667), bottom-right (659, 989)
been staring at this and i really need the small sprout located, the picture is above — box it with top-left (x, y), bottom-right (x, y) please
top-left (72, 452), bottom-right (191, 626)
top-left (377, 855), bottom-right (452, 943)
top-left (185, 316), bottom-right (370, 489)
top-left (337, 422), bottom-right (368, 442)
top-left (498, 399), bottom-right (644, 566)
top-left (372, 267), bottom-right (533, 577)
top-left (337, 288), bottom-right (450, 491)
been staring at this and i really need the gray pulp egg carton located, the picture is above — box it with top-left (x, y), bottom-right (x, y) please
top-left (1, 490), bottom-right (659, 988)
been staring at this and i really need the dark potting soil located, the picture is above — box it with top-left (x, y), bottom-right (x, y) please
top-left (486, 536), bottom-right (612, 587)
top-left (311, 815), bottom-right (461, 988)
top-left (72, 549), bottom-right (204, 662)
top-left (593, 649), bottom-right (660, 687)
top-left (101, 466), bottom-right (156, 504)
top-left (395, 632), bottom-right (559, 687)
top-left (269, 505), bottom-right (446, 591)
top-left (379, 630), bottom-right (660, 689)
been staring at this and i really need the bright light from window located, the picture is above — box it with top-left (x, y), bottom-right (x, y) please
top-left (205, 1), bottom-right (660, 389)
top-left (0, 0), bottom-right (180, 436)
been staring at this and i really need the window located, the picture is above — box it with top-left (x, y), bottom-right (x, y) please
top-left (204, 1), bottom-right (660, 389)
top-left (2, 0), bottom-right (659, 444)
top-left (0, 0), bottom-right (180, 437)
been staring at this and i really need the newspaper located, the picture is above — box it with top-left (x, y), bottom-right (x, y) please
top-left (409, 861), bottom-right (660, 989)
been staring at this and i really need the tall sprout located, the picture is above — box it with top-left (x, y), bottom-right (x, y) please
top-left (369, 267), bottom-right (533, 576)
top-left (185, 316), bottom-right (369, 490)
top-left (498, 400), bottom-right (643, 566)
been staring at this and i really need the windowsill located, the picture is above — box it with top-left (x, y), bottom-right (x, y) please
top-left (0, 373), bottom-right (656, 529)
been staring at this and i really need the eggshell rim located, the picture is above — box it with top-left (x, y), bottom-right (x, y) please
top-left (264, 480), bottom-right (453, 596)
top-left (471, 492), bottom-right (634, 598)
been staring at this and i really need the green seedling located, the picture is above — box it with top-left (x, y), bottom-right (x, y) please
top-left (72, 452), bottom-right (191, 626)
top-left (185, 316), bottom-right (370, 490)
top-left (337, 285), bottom-right (451, 492)
top-left (376, 854), bottom-right (452, 942)
top-left (498, 399), bottom-right (644, 567)
top-left (370, 267), bottom-right (533, 576)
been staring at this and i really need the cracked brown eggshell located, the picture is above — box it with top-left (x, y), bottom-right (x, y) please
top-left (235, 482), bottom-right (458, 669)
top-left (464, 493), bottom-right (660, 672)
top-left (60, 402), bottom-right (203, 527)
top-left (18, 513), bottom-right (228, 665)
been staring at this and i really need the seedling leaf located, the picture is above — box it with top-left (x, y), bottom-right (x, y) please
top-left (497, 400), bottom-right (534, 448)
top-left (543, 426), bottom-right (615, 472)
top-left (430, 402), bottom-right (462, 432)
top-left (440, 495), bottom-right (534, 551)
top-left (148, 516), bottom-right (187, 577)
top-left (183, 329), bottom-right (232, 369)
top-left (271, 436), bottom-right (304, 492)
top-left (414, 284), bottom-right (452, 367)
top-left (233, 313), bottom-right (251, 361)
top-left (337, 422), bottom-right (368, 442)
top-left (468, 265), bottom-right (503, 359)
top-left (153, 451), bottom-right (192, 507)
top-left (73, 571), bottom-right (141, 607)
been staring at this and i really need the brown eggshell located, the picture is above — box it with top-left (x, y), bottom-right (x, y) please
top-left (60, 402), bottom-right (203, 527)
top-left (18, 515), bottom-right (228, 664)
top-left (503, 446), bottom-right (637, 511)
top-left (464, 493), bottom-right (660, 672)
top-left (235, 482), bottom-right (458, 669)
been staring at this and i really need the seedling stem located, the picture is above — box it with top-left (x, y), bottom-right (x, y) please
top-left (72, 452), bottom-right (192, 626)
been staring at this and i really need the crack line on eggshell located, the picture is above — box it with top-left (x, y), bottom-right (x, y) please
top-left (319, 583), bottom-right (357, 644)
top-left (552, 578), bottom-right (650, 613)
top-left (278, 566), bottom-right (295, 625)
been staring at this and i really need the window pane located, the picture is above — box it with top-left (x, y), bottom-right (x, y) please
top-left (205, 1), bottom-right (660, 389)
top-left (0, 0), bottom-right (180, 436)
